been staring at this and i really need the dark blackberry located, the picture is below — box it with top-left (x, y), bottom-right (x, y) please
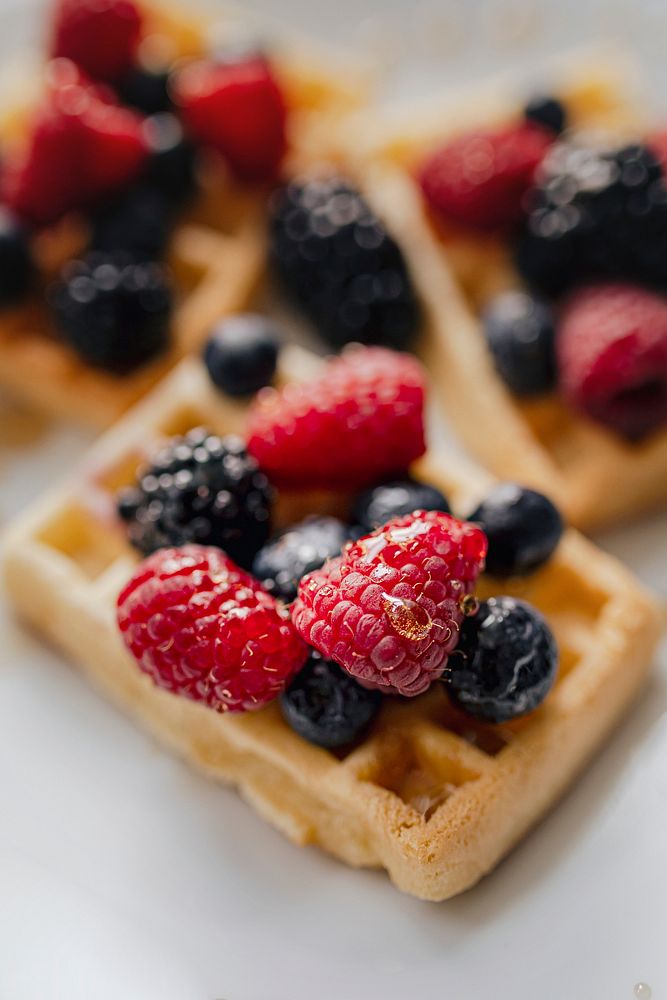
top-left (117, 66), bottom-right (173, 115)
top-left (204, 313), bottom-right (280, 396)
top-left (280, 651), bottom-right (382, 748)
top-left (0, 208), bottom-right (34, 307)
top-left (524, 95), bottom-right (567, 134)
top-left (352, 477), bottom-right (450, 532)
top-left (89, 185), bottom-right (172, 258)
top-left (467, 483), bottom-right (563, 576)
top-left (269, 177), bottom-right (421, 350)
top-left (482, 291), bottom-right (556, 396)
top-left (117, 428), bottom-right (272, 567)
top-left (50, 253), bottom-right (171, 374)
top-left (142, 113), bottom-right (198, 205)
top-left (252, 515), bottom-right (350, 602)
top-left (516, 140), bottom-right (667, 296)
top-left (445, 596), bottom-right (558, 723)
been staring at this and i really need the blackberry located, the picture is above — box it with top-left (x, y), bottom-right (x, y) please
top-left (516, 141), bottom-right (667, 296)
top-left (204, 313), bottom-right (280, 396)
top-left (445, 596), bottom-right (558, 723)
top-left (142, 113), bottom-right (198, 204)
top-left (117, 428), bottom-right (272, 567)
top-left (280, 651), bottom-right (382, 748)
top-left (0, 208), bottom-right (34, 307)
top-left (51, 253), bottom-right (171, 374)
top-left (89, 185), bottom-right (172, 258)
top-left (118, 66), bottom-right (173, 115)
top-left (352, 477), bottom-right (450, 532)
top-left (524, 95), bottom-right (567, 134)
top-left (269, 177), bottom-right (421, 350)
top-left (468, 483), bottom-right (563, 576)
top-left (252, 515), bottom-right (350, 603)
top-left (482, 291), bottom-right (556, 396)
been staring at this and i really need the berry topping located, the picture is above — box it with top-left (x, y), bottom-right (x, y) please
top-left (247, 346), bottom-right (427, 490)
top-left (0, 209), bottom-right (34, 307)
top-left (523, 95), bottom-right (567, 134)
top-left (117, 544), bottom-right (306, 713)
top-left (142, 113), bottom-right (198, 204)
top-left (269, 178), bottom-right (420, 350)
top-left (252, 515), bottom-right (350, 603)
top-left (117, 429), bottom-right (272, 567)
top-left (418, 122), bottom-right (553, 232)
top-left (204, 313), bottom-right (281, 397)
top-left (51, 0), bottom-right (142, 83)
top-left (352, 477), bottom-right (450, 532)
top-left (90, 185), bottom-right (172, 258)
top-left (173, 55), bottom-right (286, 182)
top-left (468, 483), bottom-right (563, 577)
top-left (445, 596), bottom-right (558, 723)
top-left (516, 141), bottom-right (667, 296)
top-left (51, 253), bottom-right (171, 373)
top-left (482, 290), bottom-right (556, 397)
top-left (280, 651), bottom-right (381, 748)
top-left (4, 59), bottom-right (148, 227)
top-left (557, 282), bottom-right (667, 439)
top-left (291, 511), bottom-right (487, 697)
top-left (118, 66), bottom-right (173, 115)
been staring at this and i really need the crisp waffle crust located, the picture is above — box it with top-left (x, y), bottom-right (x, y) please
top-left (343, 45), bottom-right (667, 530)
top-left (3, 347), bottom-right (661, 900)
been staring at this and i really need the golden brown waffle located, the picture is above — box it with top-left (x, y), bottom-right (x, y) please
top-left (0, 1), bottom-right (370, 428)
top-left (341, 46), bottom-right (667, 530)
top-left (3, 346), bottom-right (661, 901)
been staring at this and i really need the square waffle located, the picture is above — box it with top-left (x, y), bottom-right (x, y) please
top-left (3, 345), bottom-right (661, 901)
top-left (0, 0), bottom-right (371, 428)
top-left (340, 46), bottom-right (667, 530)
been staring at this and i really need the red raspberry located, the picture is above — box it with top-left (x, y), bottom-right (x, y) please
top-left (173, 56), bottom-right (286, 182)
top-left (291, 511), bottom-right (487, 697)
top-left (558, 282), bottom-right (667, 439)
top-left (4, 59), bottom-right (147, 226)
top-left (247, 346), bottom-right (426, 490)
top-left (646, 129), bottom-right (667, 173)
top-left (117, 545), bottom-right (307, 713)
top-left (418, 122), bottom-right (553, 232)
top-left (51, 0), bottom-right (142, 83)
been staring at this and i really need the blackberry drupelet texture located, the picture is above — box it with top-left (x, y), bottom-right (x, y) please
top-left (280, 651), bottom-right (382, 748)
top-left (269, 178), bottom-right (421, 350)
top-left (445, 596), bottom-right (558, 723)
top-left (352, 478), bottom-right (450, 532)
top-left (117, 429), bottom-right (272, 567)
top-left (253, 516), bottom-right (350, 603)
top-left (51, 253), bottom-right (171, 373)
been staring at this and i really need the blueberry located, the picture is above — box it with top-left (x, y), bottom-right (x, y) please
top-left (468, 483), bottom-right (564, 576)
top-left (142, 113), bottom-right (198, 205)
top-left (204, 313), bottom-right (281, 396)
top-left (118, 66), bottom-right (173, 115)
top-left (524, 95), bottom-right (567, 134)
top-left (252, 515), bottom-right (349, 602)
top-left (280, 651), bottom-right (381, 748)
top-left (446, 596), bottom-right (558, 723)
top-left (0, 209), bottom-right (34, 307)
top-left (352, 478), bottom-right (450, 531)
top-left (483, 291), bottom-right (556, 397)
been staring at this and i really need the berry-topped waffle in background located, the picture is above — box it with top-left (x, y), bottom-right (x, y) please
top-left (0, 0), bottom-right (370, 428)
top-left (4, 323), bottom-right (660, 901)
top-left (337, 46), bottom-right (667, 530)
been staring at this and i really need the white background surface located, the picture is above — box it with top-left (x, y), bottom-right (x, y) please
top-left (1, 1), bottom-right (667, 998)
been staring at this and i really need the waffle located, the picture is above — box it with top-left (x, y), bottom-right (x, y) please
top-left (3, 346), bottom-right (661, 901)
top-left (340, 46), bottom-right (667, 530)
top-left (0, 1), bottom-right (370, 428)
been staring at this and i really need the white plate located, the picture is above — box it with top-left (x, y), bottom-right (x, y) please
top-left (1, 2), bottom-right (667, 998)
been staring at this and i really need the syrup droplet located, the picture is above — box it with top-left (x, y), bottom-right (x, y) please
top-left (459, 594), bottom-right (479, 617)
top-left (634, 985), bottom-right (652, 999)
top-left (382, 594), bottom-right (432, 641)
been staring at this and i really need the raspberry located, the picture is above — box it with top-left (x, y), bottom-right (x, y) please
top-left (291, 511), bottom-right (487, 697)
top-left (173, 55), bottom-right (286, 182)
top-left (418, 122), bottom-right (553, 232)
top-left (117, 545), bottom-right (307, 713)
top-left (4, 59), bottom-right (147, 226)
top-left (51, 0), bottom-right (142, 83)
top-left (557, 282), bottom-right (667, 439)
top-left (246, 346), bottom-right (426, 490)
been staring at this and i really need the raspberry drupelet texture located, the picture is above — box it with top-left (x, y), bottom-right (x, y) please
top-left (291, 511), bottom-right (487, 697)
top-left (247, 346), bottom-right (427, 490)
top-left (51, 0), bottom-right (142, 83)
top-left (117, 545), bottom-right (307, 713)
